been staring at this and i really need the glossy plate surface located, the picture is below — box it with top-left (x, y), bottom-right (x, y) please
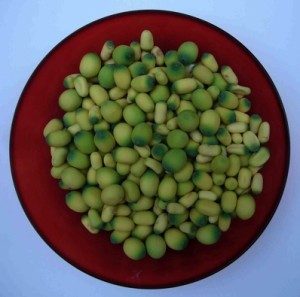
top-left (10, 10), bottom-right (289, 288)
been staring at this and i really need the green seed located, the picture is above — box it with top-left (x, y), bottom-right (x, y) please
top-left (61, 167), bottom-right (86, 190)
top-left (46, 130), bottom-right (71, 147)
top-left (192, 64), bottom-right (214, 85)
top-left (189, 208), bottom-right (208, 227)
top-left (236, 194), bottom-right (256, 220)
top-left (249, 147), bottom-right (270, 167)
top-left (79, 52), bottom-right (101, 78)
top-left (199, 110), bottom-right (220, 136)
top-left (112, 45), bottom-right (135, 66)
top-left (207, 85), bottom-right (220, 100)
top-left (218, 91), bottom-right (239, 109)
top-left (164, 228), bottom-right (189, 250)
top-left (88, 209), bottom-right (104, 229)
top-left (172, 78), bottom-right (198, 94)
top-left (164, 50), bottom-right (179, 66)
top-left (123, 237), bottom-right (146, 260)
top-left (154, 102), bottom-right (167, 124)
top-left (166, 129), bottom-right (189, 149)
top-left (100, 101), bottom-right (122, 124)
top-left (258, 122), bottom-right (270, 143)
top-left (212, 172), bottom-right (226, 185)
top-left (100, 40), bottom-right (115, 61)
top-left (211, 155), bottom-right (230, 173)
top-left (81, 215), bottom-right (99, 234)
top-left (59, 89), bottom-right (82, 112)
top-left (226, 144), bottom-right (248, 155)
top-left (216, 127), bottom-right (232, 146)
top-left (174, 162), bottom-right (193, 183)
top-left (201, 53), bottom-right (218, 72)
top-left (82, 186), bottom-right (102, 209)
top-left (178, 192), bottom-right (198, 208)
top-left (113, 123), bottom-right (133, 147)
top-left (140, 169), bottom-right (159, 197)
top-left (150, 85), bottom-right (170, 103)
top-left (44, 119), bottom-right (63, 137)
top-left (221, 65), bottom-right (238, 84)
top-left (131, 75), bottom-right (155, 92)
top-left (96, 167), bottom-right (120, 189)
top-left (196, 224), bottom-right (221, 245)
top-left (251, 173), bottom-right (263, 195)
top-left (94, 130), bottom-right (115, 153)
top-left (74, 75), bottom-right (89, 97)
top-left (224, 177), bottom-right (238, 190)
top-left (135, 93), bottom-right (155, 113)
top-left (178, 41), bottom-right (198, 65)
top-left (130, 158), bottom-right (147, 177)
top-left (98, 64), bottom-right (115, 89)
top-left (113, 147), bottom-right (139, 164)
top-left (151, 143), bottom-right (168, 161)
top-left (128, 61), bottom-right (147, 78)
top-left (162, 149), bottom-right (187, 173)
top-left (140, 30), bottom-right (154, 51)
top-left (130, 41), bottom-right (142, 61)
top-left (198, 144), bottom-right (221, 156)
top-left (89, 84), bottom-right (109, 106)
top-left (133, 211), bottom-right (156, 225)
top-left (221, 191), bottom-right (237, 213)
top-left (198, 190), bottom-right (217, 201)
top-left (165, 62), bottom-right (186, 82)
top-left (192, 170), bottom-right (213, 190)
top-left (63, 73), bottom-right (79, 89)
top-left (196, 199), bottom-right (221, 216)
top-left (154, 68), bottom-right (168, 84)
top-left (212, 73), bottom-right (228, 91)
top-left (101, 184), bottom-right (124, 206)
top-left (153, 213), bottom-right (168, 234)
top-left (243, 131), bottom-right (260, 152)
top-left (67, 149), bottom-right (90, 169)
top-left (132, 225), bottom-right (152, 240)
top-left (110, 230), bottom-right (130, 244)
top-left (65, 191), bottom-right (88, 212)
top-left (228, 84), bottom-right (251, 96)
top-left (130, 196), bottom-right (154, 211)
top-left (142, 53), bottom-right (156, 70)
top-left (145, 234), bottom-right (166, 259)
top-left (238, 98), bottom-right (251, 113)
top-left (158, 175), bottom-right (177, 202)
top-left (177, 110), bottom-right (199, 132)
top-left (167, 93), bottom-right (180, 111)
top-left (191, 88), bottom-right (213, 111)
top-left (112, 216), bottom-right (134, 232)
top-left (227, 122), bottom-right (248, 133)
top-left (123, 104), bottom-right (146, 126)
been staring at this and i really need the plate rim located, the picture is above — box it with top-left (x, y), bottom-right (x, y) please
top-left (9, 9), bottom-right (290, 289)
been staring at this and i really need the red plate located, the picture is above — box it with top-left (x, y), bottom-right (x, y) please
top-left (10, 10), bottom-right (290, 288)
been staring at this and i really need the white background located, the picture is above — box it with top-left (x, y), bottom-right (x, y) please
top-left (1, 1), bottom-right (300, 296)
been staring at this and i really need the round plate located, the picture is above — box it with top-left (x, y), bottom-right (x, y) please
top-left (10, 10), bottom-right (290, 288)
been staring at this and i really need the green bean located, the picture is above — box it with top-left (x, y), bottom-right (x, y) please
top-left (251, 173), bottom-right (263, 195)
top-left (87, 209), bottom-right (103, 229)
top-left (167, 93), bottom-right (180, 111)
top-left (221, 191), bottom-right (237, 213)
top-left (51, 147), bottom-right (68, 167)
top-left (79, 52), bottom-right (101, 78)
top-left (96, 167), bottom-right (120, 189)
top-left (154, 102), bottom-right (167, 124)
top-left (74, 75), bottom-right (89, 97)
top-left (236, 194), bottom-right (255, 220)
top-left (191, 88), bottom-right (213, 111)
top-left (210, 185), bottom-right (223, 197)
top-left (177, 100), bottom-right (196, 114)
top-left (103, 153), bottom-right (116, 168)
top-left (178, 41), bottom-right (198, 65)
top-left (132, 225), bottom-right (152, 241)
top-left (135, 145), bottom-right (151, 158)
top-left (221, 65), bottom-right (238, 84)
top-left (142, 53), bottom-right (156, 70)
top-left (110, 230), bottom-right (130, 244)
top-left (258, 122), bottom-right (270, 143)
top-left (198, 144), bottom-right (220, 157)
top-left (238, 168), bottom-right (252, 189)
top-left (63, 73), bottom-right (79, 89)
top-left (51, 164), bottom-right (68, 179)
top-left (195, 162), bottom-right (211, 172)
top-left (67, 149), bottom-right (90, 169)
top-left (140, 30), bottom-right (154, 51)
top-left (216, 127), bottom-right (232, 146)
top-left (192, 170), bottom-right (213, 190)
top-left (89, 84), bottom-right (109, 106)
top-left (249, 166), bottom-right (262, 175)
top-left (87, 167), bottom-right (97, 185)
top-left (172, 78), bottom-right (198, 94)
top-left (135, 93), bottom-right (154, 113)
top-left (231, 133), bottom-right (242, 144)
top-left (218, 91), bottom-right (239, 109)
top-left (215, 106), bottom-right (236, 125)
top-left (212, 73), bottom-right (227, 91)
top-left (140, 169), bottom-right (159, 197)
top-left (199, 110), bottom-right (220, 136)
top-left (150, 86), bottom-right (170, 104)
top-left (112, 216), bottom-right (134, 232)
top-left (162, 149), bottom-right (187, 173)
top-left (101, 184), bottom-right (124, 206)
top-left (145, 234), bottom-right (166, 259)
top-left (238, 97), bottom-right (251, 112)
top-left (249, 114), bottom-right (262, 134)
top-left (113, 147), bottom-right (139, 165)
top-left (131, 123), bottom-right (153, 147)
top-left (196, 154), bottom-right (212, 164)
top-left (46, 129), bottom-right (71, 147)
top-left (61, 167), bottom-right (86, 190)
top-left (100, 40), bottom-right (115, 61)
top-left (59, 89), bottom-right (82, 112)
top-left (164, 50), bottom-right (179, 66)
top-left (82, 186), bottom-right (102, 209)
top-left (67, 124), bottom-right (80, 135)
top-left (243, 131), bottom-right (260, 152)
top-left (196, 224), bottom-right (221, 245)
top-left (153, 213), bottom-right (167, 234)
top-left (164, 228), bottom-right (189, 250)
top-left (130, 158), bottom-right (147, 177)
top-left (201, 53), bottom-right (218, 72)
top-left (167, 202), bottom-right (186, 214)
top-left (44, 119), bottom-right (64, 138)
top-left (154, 68), bottom-right (168, 85)
top-left (207, 85), bottom-right (220, 100)
top-left (226, 154), bottom-right (241, 176)
top-left (131, 74), bottom-right (155, 92)
top-left (235, 110), bottom-right (250, 124)
top-left (98, 64), bottom-right (115, 89)
top-left (94, 130), bottom-right (115, 153)
top-left (130, 41), bottom-right (142, 61)
top-left (210, 155), bottom-right (230, 173)
top-left (226, 144), bottom-right (247, 155)
top-left (65, 191), bottom-right (88, 212)
top-left (193, 63), bottom-right (214, 86)
top-left (212, 172), bottom-right (226, 185)
top-left (123, 104), bottom-right (146, 126)
top-left (123, 237), bottom-right (146, 260)
top-left (101, 205), bottom-right (115, 223)
top-left (165, 62), bottom-right (185, 82)
top-left (198, 190), bottom-right (217, 201)
top-left (176, 110), bottom-right (199, 132)
top-left (249, 147), bottom-right (270, 167)
top-left (112, 45), bottom-right (135, 66)
top-left (228, 84), bottom-right (251, 96)
top-left (224, 177), bottom-right (238, 190)
top-left (81, 215), bottom-right (99, 234)
top-left (218, 213), bottom-right (231, 232)
top-left (157, 175), bottom-right (177, 202)
top-left (130, 196), bottom-right (154, 211)
top-left (115, 163), bottom-right (130, 176)
top-left (112, 123), bottom-right (132, 147)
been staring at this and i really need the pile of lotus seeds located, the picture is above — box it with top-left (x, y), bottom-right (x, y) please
top-left (44, 30), bottom-right (270, 260)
